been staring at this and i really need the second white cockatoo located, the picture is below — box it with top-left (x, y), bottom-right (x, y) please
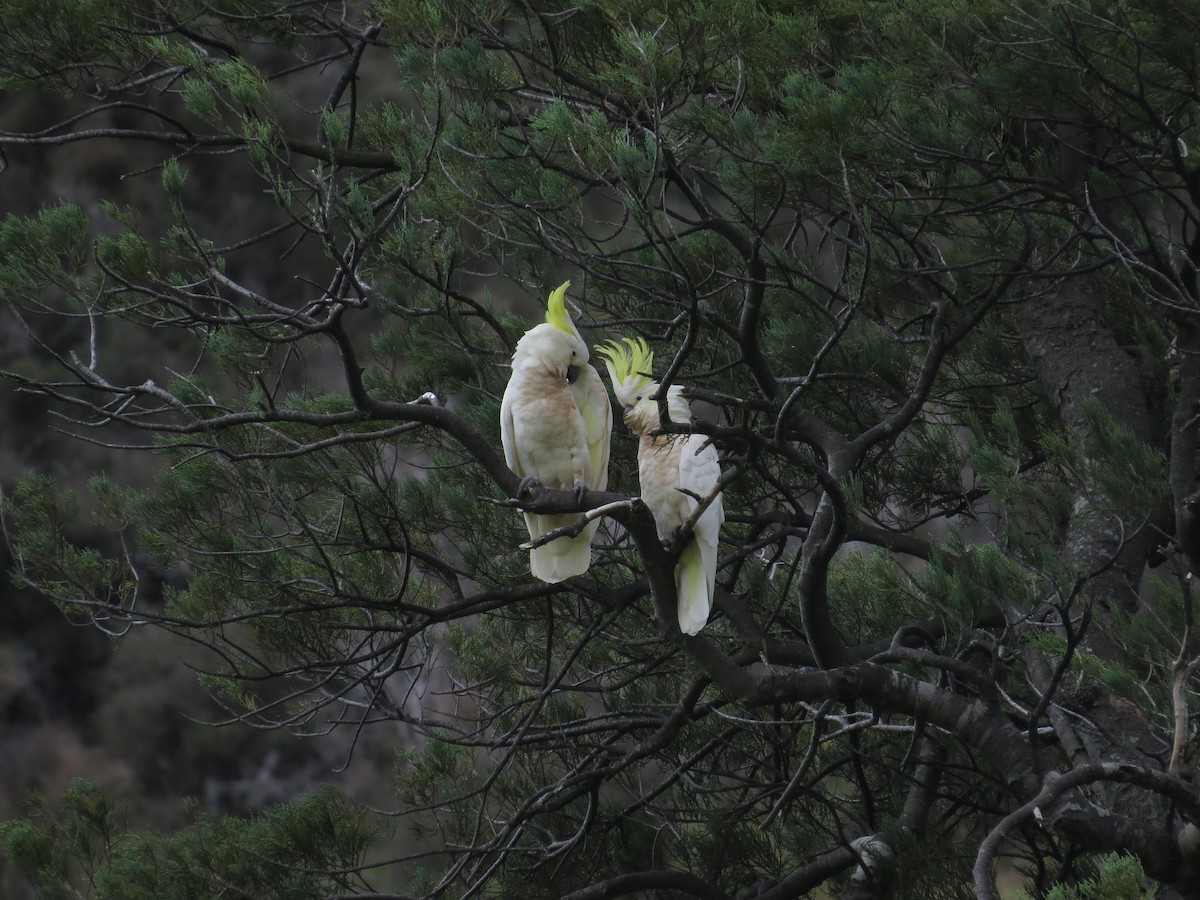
top-left (500, 281), bottom-right (612, 582)
top-left (598, 337), bottom-right (724, 636)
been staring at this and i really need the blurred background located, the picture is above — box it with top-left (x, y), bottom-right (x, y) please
top-left (0, 75), bottom-right (407, 891)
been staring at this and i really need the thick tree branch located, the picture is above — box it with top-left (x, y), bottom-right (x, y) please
top-left (561, 870), bottom-right (730, 900)
top-left (975, 763), bottom-right (1200, 899)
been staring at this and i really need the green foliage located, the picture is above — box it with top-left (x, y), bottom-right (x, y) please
top-left (96, 231), bottom-right (157, 284)
top-left (0, 203), bottom-right (93, 301)
top-left (829, 548), bottom-right (923, 640)
top-left (1, 781), bottom-right (386, 900)
top-left (160, 157), bottom-right (187, 208)
top-left (1044, 853), bottom-right (1149, 900)
top-left (920, 531), bottom-right (1039, 624)
top-left (1, 0), bottom-right (1197, 897)
top-left (1073, 398), bottom-right (1167, 516)
top-left (181, 74), bottom-right (221, 124)
top-left (1023, 630), bottom-right (1146, 703)
top-left (1, 476), bottom-right (133, 617)
top-left (0, 0), bottom-right (140, 89)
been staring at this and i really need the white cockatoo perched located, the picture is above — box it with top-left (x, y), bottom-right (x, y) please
top-left (598, 337), bottom-right (724, 635)
top-left (500, 281), bottom-right (612, 582)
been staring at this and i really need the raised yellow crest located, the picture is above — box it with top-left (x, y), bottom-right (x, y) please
top-left (544, 281), bottom-right (574, 334)
top-left (597, 336), bottom-right (654, 393)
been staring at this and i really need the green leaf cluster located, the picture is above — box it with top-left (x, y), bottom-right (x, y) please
top-left (0, 204), bottom-right (93, 302)
top-left (1, 780), bottom-right (385, 900)
top-left (1043, 853), bottom-right (1149, 900)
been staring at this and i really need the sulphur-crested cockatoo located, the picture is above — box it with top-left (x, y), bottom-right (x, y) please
top-left (598, 337), bottom-right (723, 635)
top-left (500, 281), bottom-right (612, 582)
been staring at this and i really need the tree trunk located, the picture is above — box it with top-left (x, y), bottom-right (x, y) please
top-left (1018, 275), bottom-right (1198, 891)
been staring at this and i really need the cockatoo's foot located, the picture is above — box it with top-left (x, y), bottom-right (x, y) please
top-left (572, 480), bottom-right (588, 505)
top-left (516, 476), bottom-right (541, 499)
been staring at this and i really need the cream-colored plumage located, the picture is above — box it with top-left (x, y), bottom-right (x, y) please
top-left (598, 338), bottom-right (723, 635)
top-left (500, 282), bottom-right (612, 582)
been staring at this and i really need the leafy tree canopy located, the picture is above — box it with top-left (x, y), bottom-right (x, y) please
top-left (1, 0), bottom-right (1199, 897)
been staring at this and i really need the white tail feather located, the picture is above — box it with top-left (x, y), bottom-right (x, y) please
top-left (675, 538), bottom-right (715, 635)
top-left (524, 513), bottom-right (595, 583)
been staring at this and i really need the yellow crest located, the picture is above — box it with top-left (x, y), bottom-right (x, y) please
top-left (597, 336), bottom-right (654, 393)
top-left (545, 281), bottom-right (574, 334)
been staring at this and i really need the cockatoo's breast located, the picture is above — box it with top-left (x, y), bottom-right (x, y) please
top-left (503, 368), bottom-right (591, 486)
top-left (638, 435), bottom-right (691, 540)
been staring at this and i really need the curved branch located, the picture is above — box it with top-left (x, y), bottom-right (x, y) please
top-left (658, 143), bottom-right (776, 398)
top-left (974, 763), bottom-right (1200, 899)
top-left (561, 870), bottom-right (731, 900)
top-left (0, 127), bottom-right (400, 169)
top-left (754, 846), bottom-right (860, 900)
top-left (675, 645), bottom-right (1039, 796)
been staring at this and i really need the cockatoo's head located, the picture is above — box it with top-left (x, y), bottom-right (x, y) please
top-left (511, 281), bottom-right (590, 382)
top-left (597, 337), bottom-right (691, 433)
top-left (597, 337), bottom-right (654, 409)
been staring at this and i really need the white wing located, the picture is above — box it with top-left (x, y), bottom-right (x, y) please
top-left (677, 435), bottom-right (722, 528)
top-left (571, 363), bottom-right (612, 491)
top-left (500, 377), bottom-right (521, 476)
top-left (674, 434), bottom-right (723, 635)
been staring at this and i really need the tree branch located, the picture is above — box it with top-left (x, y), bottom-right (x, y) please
top-left (975, 763), bottom-right (1200, 899)
top-left (561, 870), bottom-right (731, 900)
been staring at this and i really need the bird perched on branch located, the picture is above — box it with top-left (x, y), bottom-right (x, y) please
top-left (500, 282), bottom-right (612, 582)
top-left (598, 337), bottom-right (723, 635)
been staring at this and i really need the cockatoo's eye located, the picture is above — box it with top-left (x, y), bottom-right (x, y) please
top-left (635, 395), bottom-right (642, 402)
top-left (571, 350), bottom-right (577, 357)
